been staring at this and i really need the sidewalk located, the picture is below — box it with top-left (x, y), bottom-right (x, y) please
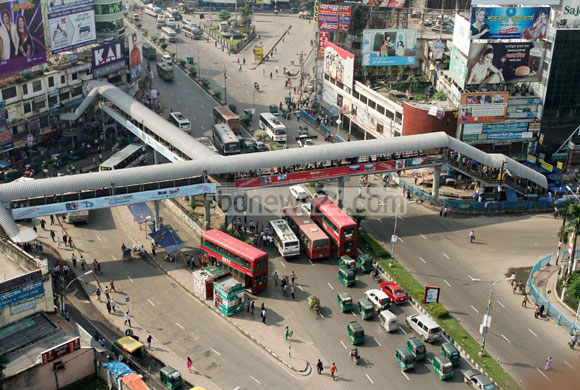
top-left (532, 263), bottom-right (577, 329)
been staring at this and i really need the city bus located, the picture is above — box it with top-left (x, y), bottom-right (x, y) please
top-left (99, 144), bottom-right (147, 171)
top-left (200, 229), bottom-right (268, 293)
top-left (144, 4), bottom-right (160, 17)
top-left (165, 7), bottom-right (181, 21)
top-left (212, 124), bottom-right (240, 156)
top-left (213, 106), bottom-right (241, 136)
top-left (283, 206), bottom-right (330, 260)
top-left (168, 112), bottom-right (191, 133)
top-left (310, 197), bottom-right (357, 257)
top-left (156, 62), bottom-right (174, 81)
top-left (181, 24), bottom-right (203, 39)
top-left (259, 112), bottom-right (287, 142)
top-left (269, 219), bottom-right (301, 258)
top-left (161, 27), bottom-right (176, 42)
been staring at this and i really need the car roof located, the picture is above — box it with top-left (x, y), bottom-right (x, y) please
top-left (366, 289), bottom-right (388, 298)
top-left (463, 369), bottom-right (480, 378)
top-left (407, 313), bottom-right (439, 328)
top-left (381, 281), bottom-right (402, 289)
top-left (477, 374), bottom-right (494, 385)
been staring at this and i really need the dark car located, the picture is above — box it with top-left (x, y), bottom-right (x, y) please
top-left (463, 369), bottom-right (496, 390)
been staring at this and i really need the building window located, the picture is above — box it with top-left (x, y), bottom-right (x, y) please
top-left (60, 75), bottom-right (66, 84)
top-left (359, 95), bottom-right (367, 105)
top-left (2, 86), bottom-right (17, 100)
top-left (60, 92), bottom-right (70, 101)
top-left (32, 80), bottom-right (42, 92)
top-left (22, 84), bottom-right (28, 95)
top-left (71, 86), bottom-right (83, 97)
top-left (23, 102), bottom-right (31, 114)
top-left (376, 105), bottom-right (385, 115)
top-left (385, 110), bottom-right (394, 120)
top-left (353, 91), bottom-right (359, 100)
top-left (35, 100), bottom-right (46, 110)
top-left (71, 72), bottom-right (78, 81)
top-left (48, 76), bottom-right (54, 88)
top-left (48, 96), bottom-right (58, 107)
top-left (368, 100), bottom-right (376, 110)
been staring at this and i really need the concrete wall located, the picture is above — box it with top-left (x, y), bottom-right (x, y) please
top-left (3, 347), bottom-right (95, 390)
top-left (402, 102), bottom-right (457, 137)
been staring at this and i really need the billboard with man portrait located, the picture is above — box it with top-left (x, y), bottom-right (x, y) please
top-left (0, 0), bottom-right (47, 77)
top-left (362, 29), bottom-right (416, 66)
top-left (129, 31), bottom-right (142, 82)
top-left (470, 7), bottom-right (550, 40)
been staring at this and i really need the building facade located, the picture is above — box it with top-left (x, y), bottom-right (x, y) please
top-left (94, 0), bottom-right (125, 40)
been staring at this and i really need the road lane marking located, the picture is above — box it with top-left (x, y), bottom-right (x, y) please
top-left (398, 237), bottom-right (404, 243)
top-left (211, 348), bottom-right (222, 356)
top-left (373, 337), bottom-right (381, 346)
top-left (399, 326), bottom-right (407, 334)
top-left (340, 340), bottom-right (347, 349)
top-left (470, 305), bottom-right (479, 314)
top-left (564, 360), bottom-right (576, 371)
top-left (419, 257), bottom-right (426, 264)
top-left (97, 235), bottom-right (102, 242)
top-left (352, 311), bottom-right (356, 316)
top-left (147, 299), bottom-right (155, 306)
top-left (320, 312), bottom-right (325, 319)
top-left (308, 259), bottom-right (314, 266)
top-left (398, 215), bottom-right (405, 221)
top-left (327, 282), bottom-right (334, 290)
top-left (501, 334), bottom-right (511, 343)
top-left (128, 276), bottom-right (133, 283)
top-left (444, 280), bottom-right (451, 287)
top-left (111, 255), bottom-right (116, 261)
top-left (420, 234), bottom-right (427, 240)
top-left (200, 105), bottom-right (205, 109)
top-left (249, 376), bottom-right (261, 385)
top-left (280, 262), bottom-right (286, 268)
top-left (366, 374), bottom-right (374, 384)
top-left (443, 253), bottom-right (450, 259)
top-left (402, 372), bottom-right (410, 380)
top-left (536, 367), bottom-right (552, 382)
top-left (497, 300), bottom-right (505, 308)
top-left (176, 322), bottom-right (185, 330)
top-left (298, 285), bottom-right (303, 292)
top-left (528, 329), bottom-right (538, 337)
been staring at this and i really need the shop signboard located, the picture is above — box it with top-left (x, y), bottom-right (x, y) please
top-left (48, 0), bottom-right (93, 13)
top-left (361, 0), bottom-right (406, 8)
top-left (0, 280), bottom-right (44, 309)
top-left (466, 42), bottom-right (545, 86)
top-left (472, 0), bottom-right (558, 4)
top-left (555, 0), bottom-right (580, 29)
top-left (361, 29), bottom-right (416, 66)
top-left (318, 31), bottom-right (329, 57)
top-left (470, 7), bottom-right (550, 40)
top-left (48, 5), bottom-right (97, 54)
top-left (318, 4), bottom-right (351, 32)
top-left (453, 14), bottom-right (471, 56)
top-left (92, 38), bottom-right (126, 78)
top-left (486, 131), bottom-right (533, 140)
top-left (0, 0), bottom-right (47, 77)
top-left (41, 337), bottom-right (81, 365)
top-left (449, 47), bottom-right (468, 89)
top-left (458, 91), bottom-right (508, 124)
top-left (323, 41), bottom-right (355, 89)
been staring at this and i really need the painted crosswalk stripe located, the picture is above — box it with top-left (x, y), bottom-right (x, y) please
top-left (211, 348), bottom-right (222, 356)
top-left (444, 280), bottom-right (451, 287)
top-left (564, 360), bottom-right (576, 371)
top-left (419, 257), bottom-right (426, 264)
top-left (128, 276), bottom-right (133, 283)
top-left (249, 376), bottom-right (261, 384)
top-left (497, 300), bottom-right (505, 308)
top-left (470, 305), bottom-right (479, 313)
top-left (176, 322), bottom-right (185, 330)
top-left (443, 253), bottom-right (450, 259)
top-left (147, 299), bottom-right (155, 306)
top-left (502, 334), bottom-right (511, 343)
top-left (402, 372), bottom-right (410, 380)
top-left (420, 234), bottom-right (427, 240)
top-left (528, 328), bottom-right (538, 337)
top-left (327, 282), bottom-right (334, 290)
top-left (536, 367), bottom-right (552, 382)
top-left (366, 374), bottom-right (374, 384)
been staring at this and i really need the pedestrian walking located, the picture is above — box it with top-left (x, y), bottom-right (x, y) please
top-left (105, 287), bottom-right (110, 301)
top-left (522, 295), bottom-right (528, 307)
top-left (99, 153), bottom-right (103, 163)
top-left (246, 297), bottom-right (251, 312)
top-left (63, 235), bottom-right (68, 246)
top-left (111, 297), bottom-right (117, 313)
top-left (540, 304), bottom-right (545, 317)
top-left (261, 308), bottom-right (267, 324)
top-left (274, 271), bottom-right (279, 286)
top-left (57, 236), bottom-right (62, 248)
top-left (535, 304), bottom-right (540, 319)
top-left (316, 359), bottom-right (323, 374)
top-left (50, 215), bottom-right (55, 225)
top-left (71, 253), bottom-right (77, 268)
top-left (283, 283), bottom-right (289, 297)
top-left (40, 219), bottom-right (46, 230)
top-left (469, 230), bottom-right (475, 243)
top-left (285, 326), bottom-right (289, 340)
top-left (243, 57), bottom-right (246, 65)
top-left (186, 357), bottom-right (193, 373)
top-left (69, 237), bottom-right (73, 248)
top-left (444, 207), bottom-right (448, 217)
top-left (291, 271), bottom-right (296, 285)
top-left (124, 311), bottom-right (132, 327)
top-left (80, 255), bottom-right (86, 270)
top-left (358, 187), bottom-right (362, 198)
top-left (262, 68), bottom-right (266, 77)
top-left (96, 261), bottom-right (101, 275)
top-left (106, 300), bottom-right (111, 314)
top-left (544, 356), bottom-right (552, 370)
top-left (151, 242), bottom-right (156, 256)
top-left (330, 363), bottom-right (337, 381)
top-left (440, 205), bottom-right (443, 216)
top-left (251, 300), bottom-right (255, 315)
top-left (96, 288), bottom-right (102, 302)
top-left (147, 335), bottom-right (152, 350)
top-left (291, 285), bottom-right (295, 300)
top-left (110, 280), bottom-right (116, 292)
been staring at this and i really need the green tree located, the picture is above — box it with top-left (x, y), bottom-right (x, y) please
top-left (433, 91), bottom-right (447, 101)
top-left (300, 0), bottom-right (315, 12)
top-left (218, 10), bottom-right (232, 21)
top-left (239, 4), bottom-right (253, 27)
top-left (349, 207), bottom-right (369, 229)
top-left (556, 202), bottom-right (580, 275)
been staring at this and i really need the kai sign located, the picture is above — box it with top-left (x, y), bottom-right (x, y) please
top-left (92, 38), bottom-right (126, 78)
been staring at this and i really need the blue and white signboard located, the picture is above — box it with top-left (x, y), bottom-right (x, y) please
top-left (0, 280), bottom-right (44, 309)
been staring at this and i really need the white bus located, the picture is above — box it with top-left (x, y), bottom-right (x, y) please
top-left (182, 24), bottom-right (202, 39)
top-left (144, 4), bottom-right (161, 17)
top-left (269, 219), bottom-right (300, 258)
top-left (212, 124), bottom-right (240, 156)
top-left (169, 112), bottom-right (191, 133)
top-left (259, 112), bottom-right (287, 142)
top-left (99, 144), bottom-right (147, 171)
top-left (161, 27), bottom-right (176, 42)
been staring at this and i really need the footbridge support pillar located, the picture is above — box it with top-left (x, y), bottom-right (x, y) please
top-left (337, 177), bottom-right (345, 209)
top-left (205, 194), bottom-right (212, 231)
top-left (432, 165), bottom-right (441, 200)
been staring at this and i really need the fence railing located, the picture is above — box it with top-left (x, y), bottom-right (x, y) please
top-left (528, 255), bottom-right (579, 335)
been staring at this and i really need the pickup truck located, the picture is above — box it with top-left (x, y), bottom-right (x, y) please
top-left (68, 210), bottom-right (89, 224)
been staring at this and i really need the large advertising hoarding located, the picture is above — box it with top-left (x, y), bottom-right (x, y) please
top-left (318, 4), bottom-right (351, 32)
top-left (0, 0), bottom-right (47, 77)
top-left (466, 42), bottom-right (545, 86)
top-left (555, 0), bottom-right (580, 29)
top-left (361, 29), bottom-right (416, 66)
top-left (449, 47), bottom-right (467, 89)
top-left (48, 5), bottom-right (96, 54)
top-left (453, 14), bottom-right (471, 56)
top-left (323, 41), bottom-right (354, 90)
top-left (458, 91), bottom-right (508, 123)
top-left (470, 7), bottom-right (550, 40)
top-left (129, 31), bottom-right (142, 81)
top-left (92, 38), bottom-right (126, 78)
top-left (48, 0), bottom-right (93, 12)
top-left (361, 0), bottom-right (406, 7)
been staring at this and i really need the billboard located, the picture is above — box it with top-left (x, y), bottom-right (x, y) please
top-left (0, 0), bottom-right (47, 77)
top-left (362, 29), bottom-right (416, 66)
top-left (92, 38), bottom-right (126, 78)
top-left (318, 4), bottom-right (351, 32)
top-left (361, 0), bottom-right (406, 8)
top-left (555, 0), bottom-right (580, 29)
top-left (318, 31), bottom-right (329, 57)
top-left (458, 91), bottom-right (508, 124)
top-left (129, 31), bottom-right (142, 81)
top-left (470, 7), bottom-right (550, 40)
top-left (452, 14), bottom-right (471, 56)
top-left (466, 42), bottom-right (545, 86)
top-left (472, 0), bottom-right (558, 5)
top-left (48, 5), bottom-right (96, 54)
top-left (48, 0), bottom-right (93, 13)
top-left (449, 47), bottom-right (467, 89)
top-left (323, 41), bottom-right (354, 90)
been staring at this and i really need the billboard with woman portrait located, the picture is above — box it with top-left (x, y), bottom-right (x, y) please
top-left (470, 7), bottom-right (550, 40)
top-left (0, 0), bottom-right (47, 77)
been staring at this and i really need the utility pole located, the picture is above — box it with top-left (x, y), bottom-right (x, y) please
top-left (197, 45), bottom-right (201, 79)
top-left (299, 50), bottom-right (304, 104)
top-left (224, 64), bottom-right (228, 105)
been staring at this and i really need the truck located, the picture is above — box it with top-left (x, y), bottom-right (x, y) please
top-left (143, 43), bottom-right (157, 60)
top-left (68, 210), bottom-right (89, 224)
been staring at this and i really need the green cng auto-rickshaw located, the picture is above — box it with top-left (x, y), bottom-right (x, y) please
top-left (407, 337), bottom-right (426, 361)
top-left (160, 366), bottom-right (183, 389)
top-left (395, 347), bottom-right (416, 371)
top-left (357, 254), bottom-right (374, 272)
top-left (338, 268), bottom-right (356, 287)
top-left (357, 298), bottom-right (375, 320)
top-left (347, 321), bottom-right (365, 345)
top-left (441, 342), bottom-right (461, 367)
top-left (337, 292), bottom-right (354, 312)
top-left (432, 355), bottom-right (454, 380)
top-left (339, 255), bottom-right (356, 270)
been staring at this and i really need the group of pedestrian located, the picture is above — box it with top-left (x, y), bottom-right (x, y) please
top-left (534, 303), bottom-right (545, 319)
top-left (280, 272), bottom-right (296, 299)
top-left (439, 205), bottom-right (448, 217)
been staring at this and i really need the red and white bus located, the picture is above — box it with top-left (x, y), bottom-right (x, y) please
top-left (283, 207), bottom-right (330, 260)
top-left (200, 229), bottom-right (268, 293)
top-left (310, 197), bottom-right (357, 257)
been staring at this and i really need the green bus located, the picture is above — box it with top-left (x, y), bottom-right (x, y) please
top-left (143, 43), bottom-right (157, 60)
top-left (156, 62), bottom-right (174, 81)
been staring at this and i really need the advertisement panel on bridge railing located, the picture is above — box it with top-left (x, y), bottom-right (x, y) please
top-left (12, 183), bottom-right (217, 220)
top-left (235, 157), bottom-right (427, 189)
top-left (470, 7), bottom-right (550, 40)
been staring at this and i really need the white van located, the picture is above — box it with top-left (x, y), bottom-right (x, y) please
top-left (406, 314), bottom-right (442, 342)
top-left (289, 185), bottom-right (308, 201)
top-left (162, 54), bottom-right (172, 64)
top-left (379, 310), bottom-right (398, 332)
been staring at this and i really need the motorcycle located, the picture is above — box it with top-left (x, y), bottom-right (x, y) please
top-left (350, 349), bottom-right (360, 365)
top-left (371, 268), bottom-right (381, 283)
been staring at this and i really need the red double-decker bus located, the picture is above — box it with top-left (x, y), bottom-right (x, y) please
top-left (310, 197), bottom-right (357, 257)
top-left (199, 229), bottom-right (268, 293)
top-left (283, 207), bottom-right (330, 260)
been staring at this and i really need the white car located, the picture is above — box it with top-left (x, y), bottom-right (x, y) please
top-left (364, 289), bottom-right (392, 311)
top-left (299, 138), bottom-right (314, 148)
top-left (289, 185), bottom-right (308, 201)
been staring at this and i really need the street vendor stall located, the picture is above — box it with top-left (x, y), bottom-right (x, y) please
top-left (213, 277), bottom-right (244, 316)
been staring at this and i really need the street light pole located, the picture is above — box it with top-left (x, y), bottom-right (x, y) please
top-left (479, 280), bottom-right (498, 357)
top-left (224, 64), bottom-right (228, 105)
top-left (197, 45), bottom-right (201, 79)
top-left (61, 270), bottom-right (93, 312)
top-left (391, 203), bottom-right (401, 259)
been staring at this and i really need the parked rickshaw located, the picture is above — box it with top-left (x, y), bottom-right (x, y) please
top-left (441, 342), bottom-right (461, 367)
top-left (112, 336), bottom-right (146, 363)
top-left (357, 298), bottom-right (375, 320)
top-left (406, 337), bottom-right (426, 361)
top-left (432, 355), bottom-right (454, 380)
top-left (339, 255), bottom-right (356, 270)
top-left (357, 254), bottom-right (374, 272)
top-left (308, 295), bottom-right (321, 314)
top-left (338, 268), bottom-right (356, 287)
top-left (395, 347), bottom-right (416, 371)
top-left (337, 292), bottom-right (354, 312)
top-left (160, 366), bottom-right (183, 389)
top-left (347, 321), bottom-right (365, 345)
